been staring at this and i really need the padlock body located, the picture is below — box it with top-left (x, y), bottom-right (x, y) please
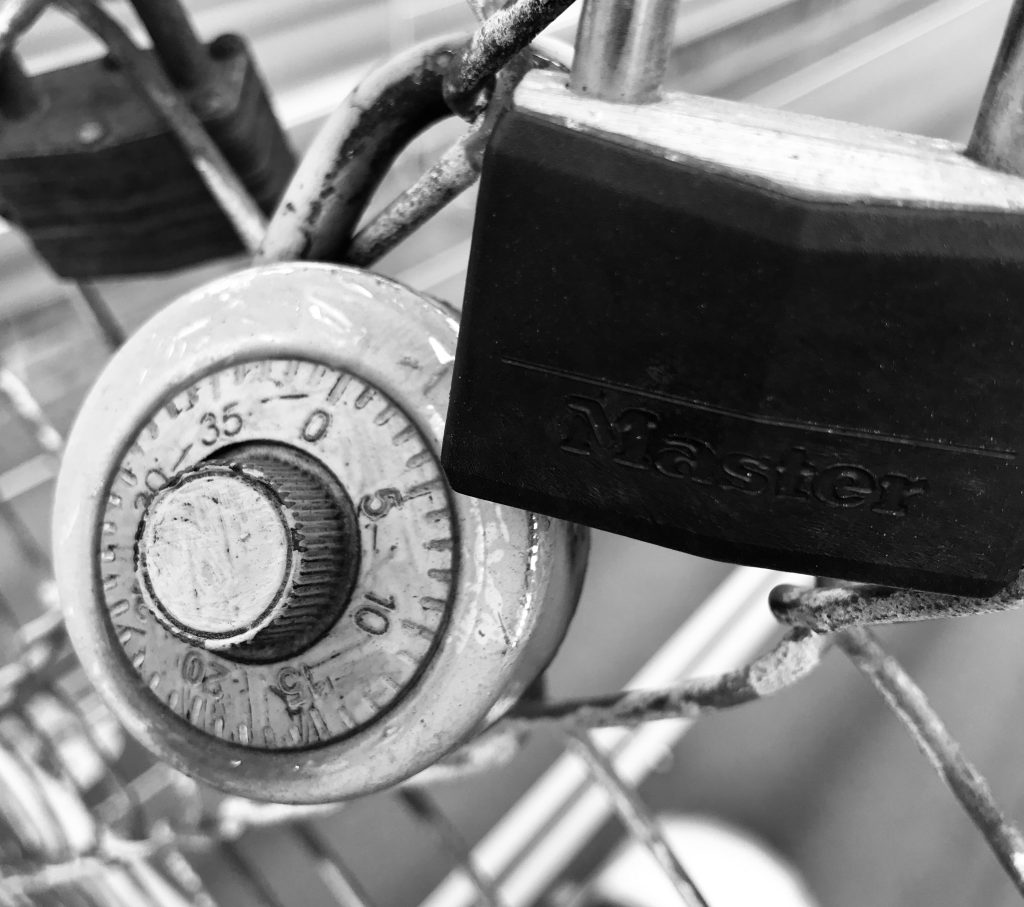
top-left (443, 71), bottom-right (1024, 596)
top-left (0, 35), bottom-right (293, 278)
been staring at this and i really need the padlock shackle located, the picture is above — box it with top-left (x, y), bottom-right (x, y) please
top-left (129, 0), bottom-right (213, 90)
top-left (968, 0), bottom-right (1024, 176)
top-left (569, 0), bottom-right (678, 103)
top-left (0, 0), bottom-right (50, 118)
top-left (258, 34), bottom-right (464, 265)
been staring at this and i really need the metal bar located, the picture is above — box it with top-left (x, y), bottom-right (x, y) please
top-left (0, 496), bottom-right (51, 572)
top-left (74, 283), bottom-right (125, 350)
top-left (570, 0), bottom-right (679, 102)
top-left (348, 35), bottom-right (570, 267)
top-left (347, 128), bottom-right (481, 267)
top-left (968, 0), bottom-right (1024, 173)
top-left (56, 0), bottom-right (266, 254)
top-left (0, 365), bottom-right (63, 456)
top-left (771, 575), bottom-right (1024, 632)
top-left (290, 822), bottom-right (377, 907)
top-left (504, 628), bottom-right (830, 729)
top-left (399, 789), bottom-right (505, 907)
top-left (46, 685), bottom-right (146, 837)
top-left (220, 841), bottom-right (291, 907)
top-left (837, 627), bottom-right (1024, 897)
top-left (443, 0), bottom-right (578, 117)
top-left (129, 0), bottom-right (213, 89)
top-left (565, 729), bottom-right (709, 907)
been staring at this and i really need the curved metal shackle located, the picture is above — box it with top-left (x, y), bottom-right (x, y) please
top-left (258, 34), bottom-right (467, 265)
top-left (259, 29), bottom-right (573, 266)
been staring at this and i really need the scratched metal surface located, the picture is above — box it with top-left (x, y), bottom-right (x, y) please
top-left (1, 1), bottom-right (1022, 905)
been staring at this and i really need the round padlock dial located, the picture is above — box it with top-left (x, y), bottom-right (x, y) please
top-left (56, 262), bottom-right (587, 802)
top-left (100, 359), bottom-right (455, 750)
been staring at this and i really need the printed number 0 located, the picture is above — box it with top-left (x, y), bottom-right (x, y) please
top-left (200, 403), bottom-right (243, 446)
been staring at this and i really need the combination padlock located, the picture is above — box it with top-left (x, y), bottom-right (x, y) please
top-left (0, 0), bottom-right (294, 279)
top-left (443, 0), bottom-right (1024, 597)
top-left (53, 36), bottom-right (588, 802)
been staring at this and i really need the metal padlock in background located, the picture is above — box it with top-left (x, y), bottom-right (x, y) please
top-left (443, 0), bottom-right (1024, 597)
top-left (0, 0), bottom-right (294, 279)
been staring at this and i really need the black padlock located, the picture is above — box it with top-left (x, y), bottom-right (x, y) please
top-left (443, 0), bottom-right (1024, 596)
top-left (0, 0), bottom-right (293, 278)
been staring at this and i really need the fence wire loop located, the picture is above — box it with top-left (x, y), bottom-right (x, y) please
top-left (504, 628), bottom-right (831, 730)
top-left (771, 570), bottom-right (1024, 632)
top-left (442, 0), bottom-right (578, 119)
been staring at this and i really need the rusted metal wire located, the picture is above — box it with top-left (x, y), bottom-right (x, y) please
top-left (221, 840), bottom-right (290, 907)
top-left (55, 0), bottom-right (266, 254)
top-left (771, 574), bottom-right (1024, 633)
top-left (504, 628), bottom-right (830, 730)
top-left (837, 627), bottom-right (1024, 898)
top-left (443, 0), bottom-right (578, 118)
top-left (348, 38), bottom-right (566, 266)
top-left (565, 729), bottom-right (709, 907)
top-left (400, 789), bottom-right (505, 907)
top-left (346, 124), bottom-right (483, 266)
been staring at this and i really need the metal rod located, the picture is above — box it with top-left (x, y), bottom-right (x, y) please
top-left (56, 0), bottom-right (266, 253)
top-left (967, 0), bottom-right (1024, 173)
top-left (74, 282), bottom-right (125, 349)
top-left (399, 789), bottom-right (505, 907)
top-left (348, 37), bottom-right (569, 267)
top-left (565, 729), bottom-right (709, 907)
top-left (0, 364), bottom-right (63, 456)
top-left (129, 0), bottom-right (213, 89)
top-left (443, 0), bottom-right (577, 118)
top-left (569, 0), bottom-right (678, 103)
top-left (221, 841), bottom-right (291, 907)
top-left (837, 627), bottom-right (1024, 898)
top-left (0, 496), bottom-right (50, 571)
top-left (291, 822), bottom-right (377, 907)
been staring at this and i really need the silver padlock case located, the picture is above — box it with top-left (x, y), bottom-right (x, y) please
top-left (54, 262), bottom-right (587, 803)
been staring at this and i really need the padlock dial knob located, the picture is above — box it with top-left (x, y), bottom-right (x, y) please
top-left (137, 447), bottom-right (357, 663)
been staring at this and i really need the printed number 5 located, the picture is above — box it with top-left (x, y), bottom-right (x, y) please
top-left (200, 403), bottom-right (243, 446)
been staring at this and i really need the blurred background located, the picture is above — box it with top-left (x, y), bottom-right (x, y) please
top-left (4, 1), bottom-right (1024, 905)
